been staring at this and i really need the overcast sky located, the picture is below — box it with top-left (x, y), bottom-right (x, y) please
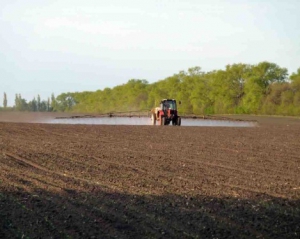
top-left (1, 0), bottom-right (299, 106)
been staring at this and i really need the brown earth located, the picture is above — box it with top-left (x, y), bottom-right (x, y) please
top-left (0, 112), bottom-right (300, 238)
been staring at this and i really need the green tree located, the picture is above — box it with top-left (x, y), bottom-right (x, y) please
top-left (182, 67), bottom-right (211, 115)
top-left (208, 70), bottom-right (233, 113)
top-left (56, 93), bottom-right (76, 112)
top-left (28, 97), bottom-right (37, 112)
top-left (50, 93), bottom-right (57, 111)
top-left (290, 68), bottom-right (300, 115)
top-left (47, 97), bottom-right (51, 112)
top-left (250, 62), bottom-right (288, 93)
top-left (242, 77), bottom-right (264, 113)
top-left (14, 94), bottom-right (28, 111)
top-left (37, 94), bottom-right (41, 111)
top-left (39, 101), bottom-right (48, 112)
top-left (176, 70), bottom-right (193, 114)
top-left (290, 68), bottom-right (300, 91)
top-left (15, 94), bottom-right (20, 109)
top-left (242, 62), bottom-right (288, 113)
top-left (3, 92), bottom-right (7, 108)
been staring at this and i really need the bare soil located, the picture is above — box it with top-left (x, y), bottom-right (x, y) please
top-left (0, 112), bottom-right (299, 238)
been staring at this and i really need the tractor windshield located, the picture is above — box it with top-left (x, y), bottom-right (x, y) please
top-left (162, 100), bottom-right (177, 110)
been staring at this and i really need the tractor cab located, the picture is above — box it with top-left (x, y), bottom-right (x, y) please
top-left (160, 99), bottom-right (177, 111)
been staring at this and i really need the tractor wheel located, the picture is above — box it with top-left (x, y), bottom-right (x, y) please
top-left (172, 119), bottom-right (176, 126)
top-left (151, 113), bottom-right (156, 125)
top-left (161, 116), bottom-right (166, 126)
top-left (177, 117), bottom-right (181, 126)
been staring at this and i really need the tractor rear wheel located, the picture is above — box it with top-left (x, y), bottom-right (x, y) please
top-left (177, 117), bottom-right (181, 126)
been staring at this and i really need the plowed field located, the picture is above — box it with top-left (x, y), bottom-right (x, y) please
top-left (0, 113), bottom-right (300, 238)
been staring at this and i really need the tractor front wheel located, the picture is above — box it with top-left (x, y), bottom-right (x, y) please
top-left (151, 113), bottom-right (156, 125)
top-left (160, 116), bottom-right (166, 126)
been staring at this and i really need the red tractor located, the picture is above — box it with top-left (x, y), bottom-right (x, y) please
top-left (151, 99), bottom-right (181, 126)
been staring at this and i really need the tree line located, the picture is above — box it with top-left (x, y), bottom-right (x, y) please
top-left (0, 93), bottom-right (56, 112)
top-left (1, 61), bottom-right (300, 116)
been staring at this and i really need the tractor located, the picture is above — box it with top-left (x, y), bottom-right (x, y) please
top-left (151, 99), bottom-right (181, 126)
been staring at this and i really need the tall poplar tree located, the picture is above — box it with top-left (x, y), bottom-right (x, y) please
top-left (47, 97), bottom-right (50, 111)
top-left (37, 94), bottom-right (41, 111)
top-left (3, 92), bottom-right (7, 108)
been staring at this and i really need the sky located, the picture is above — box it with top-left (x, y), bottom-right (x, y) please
top-left (1, 0), bottom-right (300, 106)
